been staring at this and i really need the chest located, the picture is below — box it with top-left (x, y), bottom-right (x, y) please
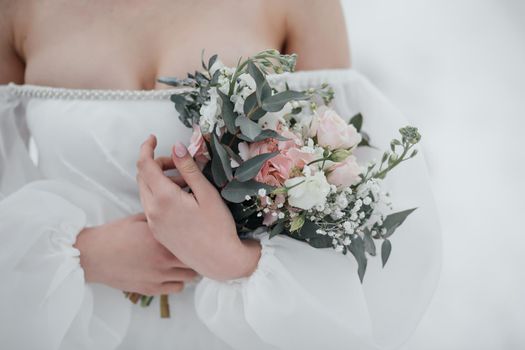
top-left (21, 0), bottom-right (284, 89)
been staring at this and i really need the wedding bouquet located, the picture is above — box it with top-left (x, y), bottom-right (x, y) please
top-left (128, 49), bottom-right (421, 316)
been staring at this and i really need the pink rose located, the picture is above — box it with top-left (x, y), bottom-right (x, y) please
top-left (285, 147), bottom-right (317, 169)
top-left (255, 154), bottom-right (293, 186)
top-left (326, 155), bottom-right (362, 187)
top-left (238, 140), bottom-right (276, 161)
top-left (188, 125), bottom-right (210, 165)
top-left (315, 108), bottom-right (362, 150)
top-left (277, 129), bottom-right (302, 151)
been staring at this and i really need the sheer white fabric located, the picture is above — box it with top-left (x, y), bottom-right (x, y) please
top-left (0, 70), bottom-right (441, 350)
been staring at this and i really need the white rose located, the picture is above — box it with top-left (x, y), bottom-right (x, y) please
top-left (285, 172), bottom-right (331, 210)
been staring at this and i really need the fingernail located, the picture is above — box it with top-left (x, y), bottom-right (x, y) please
top-left (174, 142), bottom-right (188, 158)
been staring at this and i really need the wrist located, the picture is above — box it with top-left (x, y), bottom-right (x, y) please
top-left (74, 226), bottom-right (102, 284)
top-left (211, 239), bottom-right (261, 281)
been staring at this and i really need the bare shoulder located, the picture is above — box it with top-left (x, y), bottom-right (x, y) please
top-left (283, 0), bottom-right (351, 71)
top-left (0, 0), bottom-right (25, 84)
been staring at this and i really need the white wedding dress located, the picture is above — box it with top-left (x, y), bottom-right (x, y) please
top-left (0, 69), bottom-right (441, 350)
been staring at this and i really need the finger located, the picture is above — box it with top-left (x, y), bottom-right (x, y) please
top-left (154, 157), bottom-right (188, 186)
top-left (157, 282), bottom-right (184, 295)
top-left (129, 212), bottom-right (147, 222)
top-left (155, 156), bottom-right (175, 171)
top-left (162, 268), bottom-right (199, 282)
top-left (137, 135), bottom-right (180, 193)
top-left (167, 176), bottom-right (187, 187)
top-left (136, 173), bottom-right (154, 211)
top-left (172, 142), bottom-right (216, 202)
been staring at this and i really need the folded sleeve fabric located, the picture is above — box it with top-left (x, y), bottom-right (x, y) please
top-left (0, 86), bottom-right (131, 350)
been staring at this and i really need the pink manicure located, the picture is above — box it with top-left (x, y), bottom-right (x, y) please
top-left (174, 142), bottom-right (188, 158)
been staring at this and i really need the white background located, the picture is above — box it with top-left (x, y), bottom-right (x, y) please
top-left (341, 0), bottom-right (525, 349)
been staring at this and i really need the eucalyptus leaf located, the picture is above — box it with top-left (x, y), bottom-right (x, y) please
top-left (223, 145), bottom-right (244, 166)
top-left (349, 236), bottom-right (368, 283)
top-left (358, 131), bottom-right (373, 148)
top-left (235, 152), bottom-right (278, 182)
top-left (210, 134), bottom-right (233, 186)
top-left (235, 115), bottom-right (262, 140)
top-left (363, 230), bottom-right (377, 256)
top-left (221, 179), bottom-right (275, 203)
top-left (244, 92), bottom-right (257, 115)
top-left (170, 94), bottom-right (191, 128)
top-left (269, 221), bottom-right (285, 238)
top-left (297, 219), bottom-right (320, 239)
top-left (218, 90), bottom-right (237, 134)
top-left (308, 235), bottom-right (333, 248)
top-left (244, 92), bottom-right (267, 120)
top-left (382, 208), bottom-right (417, 238)
top-left (349, 113), bottom-right (363, 132)
top-left (253, 129), bottom-right (289, 142)
top-left (208, 54), bottom-right (218, 71)
top-left (381, 239), bottom-right (392, 267)
top-left (247, 61), bottom-right (271, 105)
top-left (261, 90), bottom-right (308, 112)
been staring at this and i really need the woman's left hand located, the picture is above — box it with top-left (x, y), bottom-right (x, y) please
top-left (136, 135), bottom-right (261, 281)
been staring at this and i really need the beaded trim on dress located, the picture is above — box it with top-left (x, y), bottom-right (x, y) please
top-left (5, 83), bottom-right (189, 101)
top-left (2, 69), bottom-right (357, 101)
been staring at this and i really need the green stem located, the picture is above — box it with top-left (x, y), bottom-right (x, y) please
top-left (373, 143), bottom-right (412, 180)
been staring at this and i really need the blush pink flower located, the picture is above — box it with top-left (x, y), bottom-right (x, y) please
top-left (262, 212), bottom-right (278, 226)
top-left (187, 125), bottom-right (210, 166)
top-left (238, 140), bottom-right (276, 160)
top-left (326, 155), bottom-right (362, 188)
top-left (277, 129), bottom-right (302, 151)
top-left (285, 147), bottom-right (317, 169)
top-left (316, 108), bottom-right (362, 150)
top-left (255, 154), bottom-right (293, 186)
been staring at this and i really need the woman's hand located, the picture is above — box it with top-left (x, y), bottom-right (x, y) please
top-left (74, 213), bottom-right (198, 295)
top-left (136, 135), bottom-right (261, 281)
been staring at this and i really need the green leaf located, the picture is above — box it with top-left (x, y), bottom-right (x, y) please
top-left (223, 145), bottom-right (244, 167)
top-left (244, 92), bottom-right (266, 120)
top-left (244, 92), bottom-right (257, 115)
top-left (349, 236), bottom-right (368, 283)
top-left (382, 208), bottom-right (417, 238)
top-left (269, 221), bottom-right (285, 238)
top-left (363, 229), bottom-right (376, 256)
top-left (349, 113), bottom-right (363, 132)
top-left (290, 214), bottom-right (306, 232)
top-left (261, 91), bottom-right (308, 112)
top-left (221, 179), bottom-right (275, 203)
top-left (235, 115), bottom-right (263, 140)
top-left (307, 235), bottom-right (333, 248)
top-left (218, 90), bottom-right (237, 134)
top-left (297, 219), bottom-right (320, 239)
top-left (381, 239), bottom-right (392, 267)
top-left (235, 152), bottom-right (278, 182)
top-left (208, 54), bottom-right (218, 71)
top-left (247, 61), bottom-right (271, 105)
top-left (210, 134), bottom-right (232, 186)
top-left (253, 129), bottom-right (289, 142)
top-left (358, 131), bottom-right (373, 148)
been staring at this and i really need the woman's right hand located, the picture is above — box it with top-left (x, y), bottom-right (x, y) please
top-left (74, 213), bottom-right (198, 295)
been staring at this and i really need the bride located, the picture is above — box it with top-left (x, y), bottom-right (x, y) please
top-left (0, 0), bottom-right (441, 349)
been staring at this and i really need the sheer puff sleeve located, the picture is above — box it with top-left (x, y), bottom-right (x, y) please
top-left (194, 70), bottom-right (442, 350)
top-left (0, 86), bottom-right (131, 350)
